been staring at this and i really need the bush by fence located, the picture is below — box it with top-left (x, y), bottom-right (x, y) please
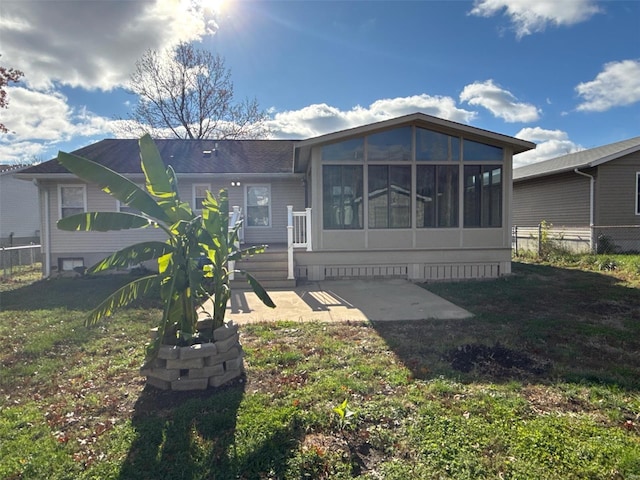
top-left (512, 224), bottom-right (640, 256)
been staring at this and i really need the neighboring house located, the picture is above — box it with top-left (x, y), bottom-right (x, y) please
top-left (513, 136), bottom-right (640, 253)
top-left (0, 165), bottom-right (41, 246)
top-left (18, 112), bottom-right (534, 282)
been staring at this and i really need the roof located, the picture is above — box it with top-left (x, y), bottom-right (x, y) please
top-left (294, 112), bottom-right (535, 173)
top-left (19, 139), bottom-right (299, 176)
top-left (514, 136), bottom-right (640, 182)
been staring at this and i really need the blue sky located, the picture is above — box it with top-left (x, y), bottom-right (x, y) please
top-left (1, 0), bottom-right (639, 167)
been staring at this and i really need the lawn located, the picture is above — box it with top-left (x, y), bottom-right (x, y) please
top-left (0, 260), bottom-right (639, 479)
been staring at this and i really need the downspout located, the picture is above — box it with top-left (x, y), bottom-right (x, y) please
top-left (574, 168), bottom-right (595, 252)
top-left (37, 180), bottom-right (52, 278)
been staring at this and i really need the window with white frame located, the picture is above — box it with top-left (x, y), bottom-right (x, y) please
top-left (246, 185), bottom-right (271, 227)
top-left (59, 185), bottom-right (86, 219)
top-left (193, 184), bottom-right (211, 211)
top-left (636, 172), bottom-right (640, 215)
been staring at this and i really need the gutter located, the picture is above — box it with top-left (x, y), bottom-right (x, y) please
top-left (574, 168), bottom-right (595, 251)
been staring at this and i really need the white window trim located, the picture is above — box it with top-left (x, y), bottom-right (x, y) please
top-left (245, 184), bottom-right (272, 228)
top-left (192, 183), bottom-right (211, 212)
top-left (58, 184), bottom-right (87, 219)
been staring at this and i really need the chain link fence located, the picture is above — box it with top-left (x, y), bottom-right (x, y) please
top-left (512, 225), bottom-right (640, 255)
top-left (0, 244), bottom-right (42, 278)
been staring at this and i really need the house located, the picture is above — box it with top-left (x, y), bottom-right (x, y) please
top-left (0, 165), bottom-right (40, 246)
top-left (513, 136), bottom-right (640, 253)
top-left (17, 112), bottom-right (534, 282)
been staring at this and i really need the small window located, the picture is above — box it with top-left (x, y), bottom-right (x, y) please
top-left (246, 185), bottom-right (271, 227)
top-left (463, 139), bottom-right (503, 162)
top-left (59, 185), bottom-right (86, 219)
top-left (59, 257), bottom-right (84, 272)
top-left (367, 127), bottom-right (412, 162)
top-left (193, 184), bottom-right (211, 211)
top-left (636, 172), bottom-right (640, 215)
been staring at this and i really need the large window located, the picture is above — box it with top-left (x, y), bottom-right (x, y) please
top-left (463, 139), bottom-right (503, 161)
top-left (464, 166), bottom-right (502, 227)
top-left (368, 165), bottom-right (411, 228)
top-left (323, 165), bottom-right (363, 229)
top-left (416, 128), bottom-right (460, 161)
top-left (322, 138), bottom-right (364, 162)
top-left (416, 165), bottom-right (458, 228)
top-left (246, 185), bottom-right (271, 227)
top-left (367, 127), bottom-right (412, 162)
top-left (59, 185), bottom-right (86, 219)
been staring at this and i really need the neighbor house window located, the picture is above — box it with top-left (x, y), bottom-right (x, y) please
top-left (323, 165), bottom-right (363, 229)
top-left (246, 185), bottom-right (271, 227)
top-left (464, 166), bottom-right (502, 227)
top-left (59, 185), bottom-right (86, 219)
top-left (367, 127), bottom-right (412, 162)
top-left (463, 139), bottom-right (503, 161)
top-left (193, 184), bottom-right (211, 211)
top-left (636, 172), bottom-right (640, 215)
top-left (368, 165), bottom-right (411, 228)
top-left (59, 257), bottom-right (84, 272)
top-left (416, 165), bottom-right (459, 228)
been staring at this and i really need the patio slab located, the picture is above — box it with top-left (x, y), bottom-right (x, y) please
top-left (221, 278), bottom-right (473, 324)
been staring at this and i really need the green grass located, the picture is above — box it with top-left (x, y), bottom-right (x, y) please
top-left (1, 260), bottom-right (639, 479)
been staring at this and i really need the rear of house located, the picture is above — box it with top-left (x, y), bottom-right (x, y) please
top-left (513, 136), bottom-right (640, 253)
top-left (19, 113), bottom-right (535, 282)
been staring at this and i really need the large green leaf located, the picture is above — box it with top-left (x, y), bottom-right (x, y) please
top-left (57, 151), bottom-right (171, 223)
top-left (88, 241), bottom-right (174, 274)
top-left (86, 274), bottom-right (159, 326)
top-left (139, 135), bottom-right (174, 200)
top-left (243, 271), bottom-right (276, 308)
top-left (57, 211), bottom-right (150, 232)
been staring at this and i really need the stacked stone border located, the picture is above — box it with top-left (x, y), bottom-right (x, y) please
top-left (141, 321), bottom-right (243, 391)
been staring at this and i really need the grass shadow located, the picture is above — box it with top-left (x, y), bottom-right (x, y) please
top-left (119, 378), bottom-right (303, 479)
top-left (371, 262), bottom-right (640, 390)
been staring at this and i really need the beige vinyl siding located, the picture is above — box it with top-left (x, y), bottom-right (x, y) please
top-left (0, 174), bottom-right (40, 241)
top-left (513, 172), bottom-right (590, 227)
top-left (595, 153), bottom-right (640, 225)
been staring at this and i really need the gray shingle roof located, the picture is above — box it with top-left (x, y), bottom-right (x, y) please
top-left (19, 139), bottom-right (299, 175)
top-left (514, 136), bottom-right (640, 181)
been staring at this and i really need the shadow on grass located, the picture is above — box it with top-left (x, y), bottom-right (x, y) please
top-left (0, 275), bottom-right (161, 312)
top-left (371, 262), bottom-right (640, 390)
top-left (119, 378), bottom-right (303, 480)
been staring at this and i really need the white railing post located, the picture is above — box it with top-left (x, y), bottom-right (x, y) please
top-left (287, 205), bottom-right (294, 280)
top-left (305, 207), bottom-right (312, 251)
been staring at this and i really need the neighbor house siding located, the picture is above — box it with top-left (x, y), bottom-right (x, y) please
top-left (596, 153), bottom-right (640, 225)
top-left (512, 172), bottom-right (590, 227)
top-left (0, 172), bottom-right (40, 245)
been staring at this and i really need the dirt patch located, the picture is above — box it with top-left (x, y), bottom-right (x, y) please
top-left (447, 343), bottom-right (551, 379)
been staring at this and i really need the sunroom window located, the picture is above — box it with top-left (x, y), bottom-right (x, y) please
top-left (367, 127), bottom-right (412, 162)
top-left (368, 165), bottom-right (411, 228)
top-left (416, 165), bottom-right (459, 228)
top-left (323, 165), bottom-right (363, 229)
top-left (464, 165), bottom-right (502, 227)
top-left (416, 128), bottom-right (460, 161)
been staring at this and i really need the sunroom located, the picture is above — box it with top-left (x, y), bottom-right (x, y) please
top-left (292, 113), bottom-right (535, 281)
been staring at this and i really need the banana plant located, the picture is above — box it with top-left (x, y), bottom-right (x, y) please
top-left (57, 134), bottom-right (275, 361)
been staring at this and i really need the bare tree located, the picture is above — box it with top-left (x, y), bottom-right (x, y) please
top-left (120, 43), bottom-right (269, 139)
top-left (0, 55), bottom-right (24, 134)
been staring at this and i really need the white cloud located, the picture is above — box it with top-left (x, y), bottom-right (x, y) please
top-left (513, 126), bottom-right (583, 167)
top-left (0, 87), bottom-right (116, 163)
top-left (469, 0), bottom-right (601, 38)
top-left (266, 95), bottom-right (477, 139)
top-left (0, 0), bottom-right (215, 91)
top-left (460, 80), bottom-right (540, 123)
top-left (575, 59), bottom-right (640, 112)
